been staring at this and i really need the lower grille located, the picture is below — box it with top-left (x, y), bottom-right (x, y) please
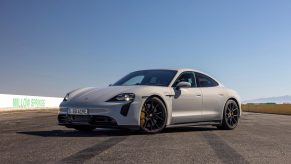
top-left (89, 116), bottom-right (117, 126)
top-left (58, 114), bottom-right (117, 127)
top-left (68, 115), bottom-right (90, 122)
top-left (58, 115), bottom-right (67, 124)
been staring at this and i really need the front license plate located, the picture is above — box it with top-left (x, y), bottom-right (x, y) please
top-left (68, 108), bottom-right (88, 115)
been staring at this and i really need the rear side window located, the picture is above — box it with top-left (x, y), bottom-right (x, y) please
top-left (195, 72), bottom-right (219, 87)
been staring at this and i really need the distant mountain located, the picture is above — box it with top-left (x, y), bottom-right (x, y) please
top-left (243, 95), bottom-right (291, 104)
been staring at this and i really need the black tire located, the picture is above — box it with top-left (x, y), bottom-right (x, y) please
top-left (140, 97), bottom-right (167, 133)
top-left (72, 125), bottom-right (96, 132)
top-left (218, 100), bottom-right (240, 130)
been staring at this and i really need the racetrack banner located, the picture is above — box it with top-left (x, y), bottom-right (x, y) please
top-left (0, 94), bottom-right (63, 110)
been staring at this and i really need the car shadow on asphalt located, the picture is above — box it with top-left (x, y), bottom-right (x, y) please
top-left (17, 126), bottom-right (218, 138)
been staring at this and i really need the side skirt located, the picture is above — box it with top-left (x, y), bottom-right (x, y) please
top-left (167, 121), bottom-right (221, 128)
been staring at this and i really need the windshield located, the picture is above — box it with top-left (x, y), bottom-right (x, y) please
top-left (113, 70), bottom-right (177, 87)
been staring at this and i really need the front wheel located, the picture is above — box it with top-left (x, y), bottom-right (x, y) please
top-left (140, 97), bottom-right (167, 133)
top-left (218, 100), bottom-right (240, 130)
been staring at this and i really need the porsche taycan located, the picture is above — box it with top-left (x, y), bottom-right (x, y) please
top-left (58, 69), bottom-right (241, 133)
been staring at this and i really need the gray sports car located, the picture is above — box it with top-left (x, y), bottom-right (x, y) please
top-left (58, 69), bottom-right (241, 133)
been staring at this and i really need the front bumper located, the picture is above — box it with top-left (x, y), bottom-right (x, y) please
top-left (58, 114), bottom-right (118, 128)
top-left (58, 100), bottom-right (143, 129)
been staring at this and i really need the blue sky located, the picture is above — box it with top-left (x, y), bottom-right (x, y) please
top-left (0, 0), bottom-right (291, 100)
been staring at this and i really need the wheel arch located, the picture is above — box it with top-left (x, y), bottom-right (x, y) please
top-left (146, 95), bottom-right (168, 112)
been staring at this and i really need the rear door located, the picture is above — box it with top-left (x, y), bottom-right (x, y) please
top-left (195, 72), bottom-right (226, 121)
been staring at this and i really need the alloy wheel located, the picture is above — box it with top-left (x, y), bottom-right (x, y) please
top-left (140, 97), bottom-right (166, 133)
top-left (224, 100), bottom-right (239, 129)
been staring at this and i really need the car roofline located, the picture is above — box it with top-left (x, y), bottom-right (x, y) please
top-left (128, 68), bottom-right (224, 87)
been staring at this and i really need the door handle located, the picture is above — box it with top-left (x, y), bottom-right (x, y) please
top-left (218, 93), bottom-right (224, 96)
top-left (196, 94), bottom-right (202, 97)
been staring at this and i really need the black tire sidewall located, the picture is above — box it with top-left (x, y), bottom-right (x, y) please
top-left (140, 97), bottom-right (167, 133)
top-left (222, 100), bottom-right (239, 130)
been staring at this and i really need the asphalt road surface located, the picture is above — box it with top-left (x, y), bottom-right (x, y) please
top-left (0, 110), bottom-right (291, 164)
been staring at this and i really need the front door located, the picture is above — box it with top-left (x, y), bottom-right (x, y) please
top-left (171, 72), bottom-right (203, 124)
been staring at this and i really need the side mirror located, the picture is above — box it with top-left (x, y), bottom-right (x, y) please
top-left (176, 82), bottom-right (191, 89)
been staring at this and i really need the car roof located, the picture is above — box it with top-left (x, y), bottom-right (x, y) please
top-left (138, 68), bottom-right (223, 86)
top-left (175, 68), bottom-right (203, 73)
top-left (138, 68), bottom-right (204, 74)
top-left (129, 68), bottom-right (224, 87)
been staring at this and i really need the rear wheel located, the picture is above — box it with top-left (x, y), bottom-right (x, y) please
top-left (218, 100), bottom-right (240, 130)
top-left (140, 97), bottom-right (167, 133)
top-left (71, 125), bottom-right (96, 132)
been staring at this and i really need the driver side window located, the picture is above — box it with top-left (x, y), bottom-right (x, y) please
top-left (173, 72), bottom-right (197, 87)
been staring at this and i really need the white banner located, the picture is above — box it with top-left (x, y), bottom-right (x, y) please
top-left (0, 94), bottom-right (63, 111)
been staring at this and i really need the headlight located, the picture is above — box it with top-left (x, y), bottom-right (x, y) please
top-left (107, 93), bottom-right (135, 102)
top-left (63, 93), bottom-right (70, 101)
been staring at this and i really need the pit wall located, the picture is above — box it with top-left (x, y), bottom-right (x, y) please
top-left (0, 94), bottom-right (63, 111)
top-left (242, 104), bottom-right (291, 115)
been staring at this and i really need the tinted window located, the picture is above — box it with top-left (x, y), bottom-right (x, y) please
top-left (195, 72), bottom-right (219, 87)
top-left (122, 75), bottom-right (144, 86)
top-left (113, 70), bottom-right (177, 87)
top-left (172, 72), bottom-right (197, 87)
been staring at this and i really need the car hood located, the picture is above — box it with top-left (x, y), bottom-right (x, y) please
top-left (61, 86), bottom-right (142, 107)
top-left (71, 86), bottom-right (137, 102)
top-left (60, 85), bottom-right (173, 108)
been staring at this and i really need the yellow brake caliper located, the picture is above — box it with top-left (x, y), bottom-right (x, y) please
top-left (140, 107), bottom-right (146, 127)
